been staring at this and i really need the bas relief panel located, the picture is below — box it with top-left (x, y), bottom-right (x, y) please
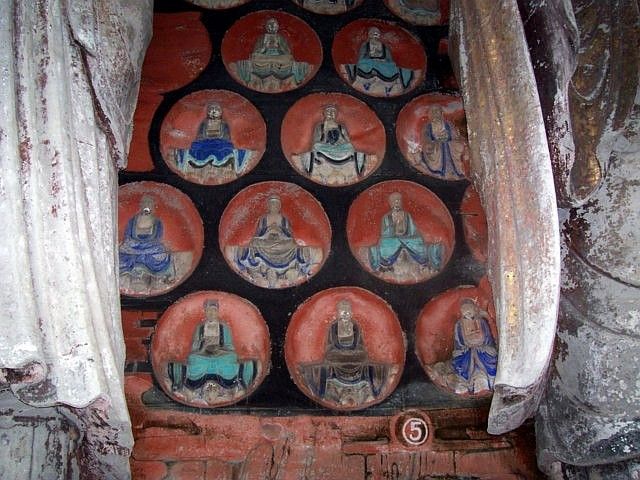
top-left (285, 287), bottom-right (405, 411)
top-left (290, 0), bottom-right (364, 16)
top-left (384, 0), bottom-right (449, 26)
top-left (118, 182), bottom-right (204, 298)
top-left (222, 11), bottom-right (322, 94)
top-left (332, 19), bottom-right (426, 98)
top-left (160, 90), bottom-right (266, 186)
top-left (347, 180), bottom-right (455, 284)
top-left (460, 185), bottom-right (488, 264)
top-left (281, 93), bottom-right (385, 186)
top-left (151, 291), bottom-right (270, 407)
top-left (219, 182), bottom-right (331, 289)
top-left (415, 283), bottom-right (498, 397)
top-left (185, 0), bottom-right (252, 9)
top-left (396, 94), bottom-right (469, 181)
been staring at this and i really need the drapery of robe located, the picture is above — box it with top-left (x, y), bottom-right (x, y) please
top-left (449, 0), bottom-right (561, 434)
top-left (0, 0), bottom-right (152, 477)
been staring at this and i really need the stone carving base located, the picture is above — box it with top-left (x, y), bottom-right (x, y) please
top-left (126, 373), bottom-right (541, 479)
top-left (0, 389), bottom-right (130, 480)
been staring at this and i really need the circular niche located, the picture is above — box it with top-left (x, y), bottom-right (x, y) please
top-left (290, 0), bottom-right (364, 15)
top-left (285, 287), bottom-right (405, 411)
top-left (460, 185), bottom-right (488, 263)
top-left (118, 182), bottom-right (204, 298)
top-left (346, 180), bottom-right (455, 284)
top-left (222, 11), bottom-right (322, 94)
top-left (151, 291), bottom-right (270, 408)
top-left (384, 0), bottom-right (450, 26)
top-left (280, 92), bottom-right (385, 187)
top-left (219, 181), bottom-right (331, 289)
top-left (396, 93), bottom-right (470, 181)
top-left (415, 281), bottom-right (498, 397)
top-left (184, 0), bottom-right (252, 9)
top-left (332, 19), bottom-right (426, 98)
top-left (160, 90), bottom-right (266, 186)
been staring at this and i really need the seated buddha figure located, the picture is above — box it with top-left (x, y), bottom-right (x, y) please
top-left (293, 0), bottom-right (358, 15)
top-left (410, 105), bottom-right (467, 180)
top-left (395, 0), bottom-right (442, 25)
top-left (344, 27), bottom-right (414, 96)
top-left (233, 18), bottom-right (310, 92)
top-left (168, 300), bottom-right (256, 404)
top-left (368, 192), bottom-right (443, 276)
top-left (174, 103), bottom-right (253, 180)
top-left (119, 195), bottom-right (174, 290)
top-left (231, 195), bottom-right (322, 288)
top-left (426, 298), bottom-right (497, 396)
top-left (292, 105), bottom-right (373, 184)
top-left (299, 300), bottom-right (389, 408)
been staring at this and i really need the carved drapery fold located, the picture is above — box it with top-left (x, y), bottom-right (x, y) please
top-left (449, 0), bottom-right (561, 434)
top-left (0, 0), bottom-right (151, 477)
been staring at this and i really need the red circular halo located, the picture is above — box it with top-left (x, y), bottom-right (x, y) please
top-left (151, 290), bottom-right (271, 408)
top-left (222, 10), bottom-right (322, 94)
top-left (159, 89), bottom-right (266, 186)
top-left (285, 286), bottom-right (405, 411)
top-left (331, 19), bottom-right (426, 98)
top-left (280, 92), bottom-right (385, 187)
top-left (346, 180), bottom-right (455, 284)
top-left (118, 182), bottom-right (204, 298)
top-left (415, 280), bottom-right (497, 398)
top-left (218, 181), bottom-right (331, 289)
top-left (396, 93), bottom-right (470, 181)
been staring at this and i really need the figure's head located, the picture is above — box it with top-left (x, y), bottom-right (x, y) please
top-left (265, 18), bottom-right (279, 34)
top-left (204, 299), bottom-right (220, 321)
top-left (140, 195), bottom-right (155, 215)
top-left (368, 27), bottom-right (381, 41)
top-left (267, 195), bottom-right (282, 214)
top-left (206, 103), bottom-right (223, 120)
top-left (388, 192), bottom-right (403, 211)
top-left (429, 105), bottom-right (444, 123)
top-left (323, 105), bottom-right (337, 121)
top-left (459, 298), bottom-right (478, 320)
top-left (337, 299), bottom-right (353, 323)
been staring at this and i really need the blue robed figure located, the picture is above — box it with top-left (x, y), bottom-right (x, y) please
top-left (175, 103), bottom-right (251, 174)
top-left (451, 299), bottom-right (497, 390)
top-left (169, 300), bottom-right (256, 393)
top-left (119, 196), bottom-right (172, 277)
top-left (368, 192), bottom-right (442, 272)
top-left (345, 27), bottom-right (414, 92)
top-left (420, 105), bottom-right (466, 179)
top-left (234, 196), bottom-right (315, 286)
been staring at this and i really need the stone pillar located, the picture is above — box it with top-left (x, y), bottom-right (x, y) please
top-left (0, 1), bottom-right (152, 478)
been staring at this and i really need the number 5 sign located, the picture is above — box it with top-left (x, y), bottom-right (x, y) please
top-left (391, 410), bottom-right (432, 448)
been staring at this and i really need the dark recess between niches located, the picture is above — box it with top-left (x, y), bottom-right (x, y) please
top-left (121, 0), bottom-right (489, 415)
